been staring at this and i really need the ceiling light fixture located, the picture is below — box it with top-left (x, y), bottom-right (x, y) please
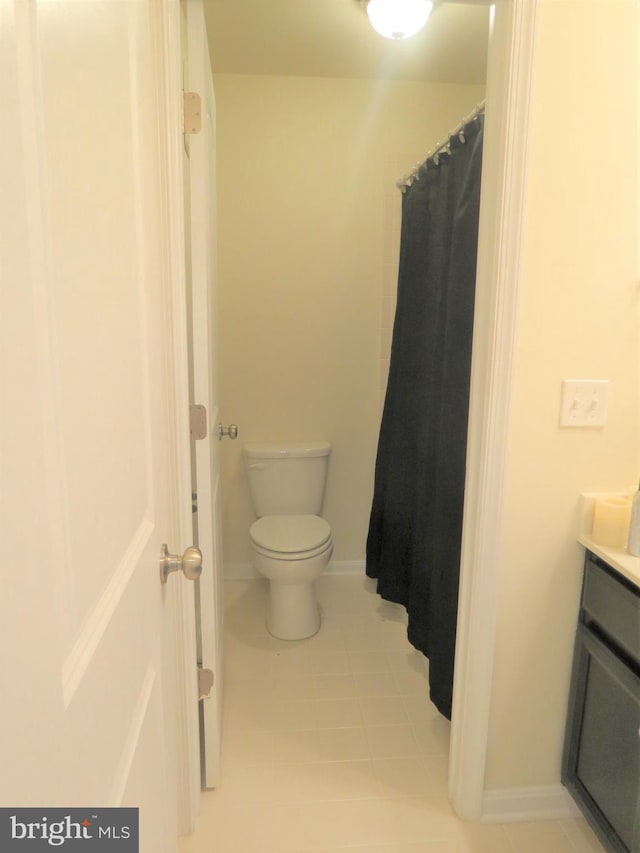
top-left (364, 0), bottom-right (433, 40)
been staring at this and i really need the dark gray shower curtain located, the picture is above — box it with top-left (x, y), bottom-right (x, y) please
top-left (366, 115), bottom-right (484, 720)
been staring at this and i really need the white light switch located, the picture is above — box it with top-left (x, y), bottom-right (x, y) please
top-left (560, 380), bottom-right (610, 427)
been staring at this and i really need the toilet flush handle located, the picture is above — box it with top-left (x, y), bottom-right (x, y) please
top-left (247, 462), bottom-right (264, 470)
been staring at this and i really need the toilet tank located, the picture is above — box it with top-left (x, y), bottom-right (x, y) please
top-left (243, 442), bottom-right (331, 517)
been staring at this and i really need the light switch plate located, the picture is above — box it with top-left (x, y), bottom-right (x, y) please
top-left (560, 380), bottom-right (610, 427)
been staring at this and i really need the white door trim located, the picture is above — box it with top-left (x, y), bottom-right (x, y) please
top-left (448, 0), bottom-right (538, 820)
top-left (152, 0), bottom-right (541, 831)
top-left (151, 0), bottom-right (201, 834)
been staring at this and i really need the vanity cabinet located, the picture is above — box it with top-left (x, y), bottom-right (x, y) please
top-left (562, 551), bottom-right (640, 852)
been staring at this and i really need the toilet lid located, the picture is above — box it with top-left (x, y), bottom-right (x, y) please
top-left (250, 515), bottom-right (331, 554)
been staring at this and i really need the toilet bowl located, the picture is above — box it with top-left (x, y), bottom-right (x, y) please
top-left (243, 442), bottom-right (333, 641)
top-left (250, 515), bottom-right (333, 639)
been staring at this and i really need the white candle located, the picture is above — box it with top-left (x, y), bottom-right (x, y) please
top-left (592, 497), bottom-right (632, 549)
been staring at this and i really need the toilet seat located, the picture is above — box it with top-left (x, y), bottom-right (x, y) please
top-left (250, 515), bottom-right (332, 561)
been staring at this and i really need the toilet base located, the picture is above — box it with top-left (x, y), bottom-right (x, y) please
top-left (266, 580), bottom-right (321, 640)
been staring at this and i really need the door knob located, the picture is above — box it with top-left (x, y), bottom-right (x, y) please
top-left (160, 544), bottom-right (203, 584)
top-left (218, 423), bottom-right (238, 440)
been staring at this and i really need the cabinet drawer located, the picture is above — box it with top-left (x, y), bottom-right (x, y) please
top-left (583, 554), bottom-right (640, 663)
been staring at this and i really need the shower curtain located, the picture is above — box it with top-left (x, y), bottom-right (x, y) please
top-left (366, 115), bottom-right (484, 720)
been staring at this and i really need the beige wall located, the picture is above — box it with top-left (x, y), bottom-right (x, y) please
top-left (214, 74), bottom-right (485, 573)
top-left (485, 0), bottom-right (639, 791)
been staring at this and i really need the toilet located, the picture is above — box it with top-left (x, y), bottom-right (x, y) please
top-left (243, 441), bottom-right (333, 640)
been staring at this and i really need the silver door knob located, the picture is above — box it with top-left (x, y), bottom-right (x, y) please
top-left (218, 423), bottom-right (238, 440)
top-left (160, 544), bottom-right (202, 584)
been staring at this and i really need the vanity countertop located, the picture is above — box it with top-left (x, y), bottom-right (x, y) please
top-left (577, 535), bottom-right (640, 588)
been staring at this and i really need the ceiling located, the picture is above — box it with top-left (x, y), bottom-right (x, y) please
top-left (203, 1), bottom-right (490, 84)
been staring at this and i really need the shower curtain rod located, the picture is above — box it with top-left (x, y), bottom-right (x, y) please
top-left (396, 99), bottom-right (486, 190)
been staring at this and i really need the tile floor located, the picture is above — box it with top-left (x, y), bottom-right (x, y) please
top-left (179, 574), bottom-right (605, 853)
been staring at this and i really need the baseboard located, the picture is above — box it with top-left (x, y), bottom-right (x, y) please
top-left (223, 559), bottom-right (366, 580)
top-left (481, 785), bottom-right (581, 823)
top-left (324, 560), bottom-right (366, 575)
top-left (224, 562), bottom-right (259, 580)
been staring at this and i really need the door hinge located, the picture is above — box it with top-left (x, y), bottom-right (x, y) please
top-left (198, 667), bottom-right (214, 700)
top-left (192, 491), bottom-right (198, 514)
top-left (183, 91), bottom-right (202, 134)
top-left (190, 404), bottom-right (207, 440)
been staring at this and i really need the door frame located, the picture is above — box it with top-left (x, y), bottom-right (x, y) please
top-left (160, 0), bottom-right (542, 833)
top-left (449, 0), bottom-right (537, 821)
top-left (151, 0), bottom-right (202, 835)
top-left (184, 0), bottom-right (225, 791)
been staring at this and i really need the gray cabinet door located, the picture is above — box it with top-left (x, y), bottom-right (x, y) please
top-left (564, 625), bottom-right (640, 852)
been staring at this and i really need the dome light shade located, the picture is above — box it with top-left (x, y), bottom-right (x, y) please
top-left (366, 0), bottom-right (433, 40)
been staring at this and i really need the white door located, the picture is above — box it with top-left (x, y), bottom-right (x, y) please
top-left (183, 0), bottom-right (225, 789)
top-left (0, 2), bottom-right (193, 848)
